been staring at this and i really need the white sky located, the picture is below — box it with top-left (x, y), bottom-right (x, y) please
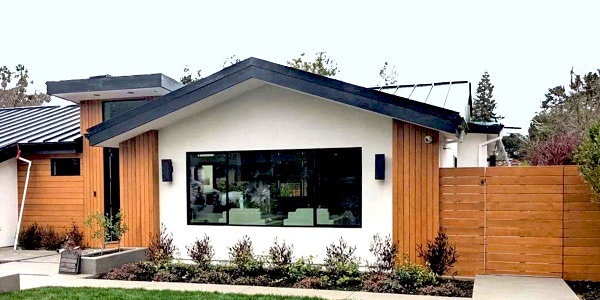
top-left (2, 0), bottom-right (598, 135)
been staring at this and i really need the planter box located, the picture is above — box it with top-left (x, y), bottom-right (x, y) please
top-left (79, 248), bottom-right (148, 275)
top-left (0, 273), bottom-right (19, 292)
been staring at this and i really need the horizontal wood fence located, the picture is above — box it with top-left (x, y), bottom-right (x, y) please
top-left (440, 166), bottom-right (600, 281)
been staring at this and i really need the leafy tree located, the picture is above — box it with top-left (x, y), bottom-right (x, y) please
top-left (378, 62), bottom-right (398, 86)
top-left (530, 69), bottom-right (600, 140)
top-left (287, 51), bottom-right (338, 77)
top-left (180, 55), bottom-right (242, 84)
top-left (526, 132), bottom-right (580, 166)
top-left (0, 64), bottom-right (50, 107)
top-left (574, 119), bottom-right (600, 201)
top-left (221, 55), bottom-right (241, 68)
top-left (502, 133), bottom-right (529, 159)
top-left (472, 71), bottom-right (500, 122)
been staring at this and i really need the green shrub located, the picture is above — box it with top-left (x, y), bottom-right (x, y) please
top-left (369, 234), bottom-right (398, 273)
top-left (18, 223), bottom-right (43, 250)
top-left (148, 224), bottom-right (179, 266)
top-left (574, 119), bottom-right (600, 201)
top-left (186, 234), bottom-right (214, 268)
top-left (228, 236), bottom-right (264, 274)
top-left (324, 237), bottom-right (360, 275)
top-left (292, 276), bottom-right (329, 289)
top-left (416, 227), bottom-right (458, 276)
top-left (190, 268), bottom-right (232, 284)
top-left (100, 262), bottom-right (156, 281)
top-left (287, 256), bottom-right (321, 282)
top-left (395, 255), bottom-right (437, 288)
top-left (41, 225), bottom-right (66, 251)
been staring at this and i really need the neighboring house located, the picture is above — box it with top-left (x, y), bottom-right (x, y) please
top-left (1, 58), bottom-right (499, 261)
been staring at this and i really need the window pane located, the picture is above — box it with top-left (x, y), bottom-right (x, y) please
top-left (188, 153), bottom-right (228, 224)
top-left (51, 158), bottom-right (80, 176)
top-left (315, 148), bottom-right (361, 226)
top-left (103, 100), bottom-right (149, 121)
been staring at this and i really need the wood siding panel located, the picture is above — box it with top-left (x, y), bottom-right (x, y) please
top-left (80, 100), bottom-right (104, 247)
top-left (392, 120), bottom-right (439, 264)
top-left (17, 154), bottom-right (84, 233)
top-left (119, 130), bottom-right (159, 247)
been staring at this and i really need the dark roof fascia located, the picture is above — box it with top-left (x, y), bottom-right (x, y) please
top-left (466, 122), bottom-right (504, 134)
top-left (46, 73), bottom-right (183, 96)
top-left (0, 139), bottom-right (82, 163)
top-left (87, 58), bottom-right (463, 146)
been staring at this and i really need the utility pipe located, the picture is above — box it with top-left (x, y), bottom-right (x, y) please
top-left (14, 145), bottom-right (31, 250)
top-left (478, 134), bottom-right (511, 167)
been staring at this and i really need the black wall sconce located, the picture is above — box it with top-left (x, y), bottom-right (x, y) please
top-left (375, 154), bottom-right (385, 180)
top-left (161, 159), bottom-right (173, 182)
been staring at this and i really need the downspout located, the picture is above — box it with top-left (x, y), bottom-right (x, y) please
top-left (14, 145), bottom-right (32, 250)
top-left (477, 133), bottom-right (511, 167)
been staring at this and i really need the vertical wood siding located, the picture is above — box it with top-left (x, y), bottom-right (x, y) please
top-left (392, 120), bottom-right (440, 264)
top-left (80, 100), bottom-right (104, 247)
top-left (17, 154), bottom-right (84, 232)
top-left (119, 130), bottom-right (159, 247)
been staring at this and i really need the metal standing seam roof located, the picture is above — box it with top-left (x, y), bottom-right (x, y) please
top-left (0, 105), bottom-right (81, 149)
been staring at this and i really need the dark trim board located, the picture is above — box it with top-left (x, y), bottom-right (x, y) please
top-left (466, 122), bottom-right (504, 134)
top-left (0, 140), bottom-right (82, 163)
top-left (87, 58), bottom-right (464, 146)
top-left (47, 73), bottom-right (183, 96)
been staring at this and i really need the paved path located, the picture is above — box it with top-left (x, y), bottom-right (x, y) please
top-left (472, 275), bottom-right (579, 300)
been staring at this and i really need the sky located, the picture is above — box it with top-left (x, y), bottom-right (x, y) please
top-left (2, 1), bottom-right (598, 135)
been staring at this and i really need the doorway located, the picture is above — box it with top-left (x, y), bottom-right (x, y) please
top-left (103, 147), bottom-right (120, 236)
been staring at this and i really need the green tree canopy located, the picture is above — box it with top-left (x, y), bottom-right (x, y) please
top-left (287, 52), bottom-right (338, 77)
top-left (472, 71), bottom-right (500, 122)
top-left (0, 64), bottom-right (50, 107)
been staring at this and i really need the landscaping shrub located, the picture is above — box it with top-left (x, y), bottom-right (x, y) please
top-left (527, 132), bottom-right (580, 165)
top-left (395, 256), bottom-right (437, 288)
top-left (287, 256), bottom-right (321, 282)
top-left (416, 227), bottom-right (458, 276)
top-left (41, 225), bottom-right (66, 251)
top-left (418, 281), bottom-right (472, 297)
top-left (152, 270), bottom-right (180, 282)
top-left (232, 275), bottom-right (271, 286)
top-left (101, 262), bottom-right (156, 281)
top-left (369, 234), bottom-right (398, 273)
top-left (148, 224), bottom-right (179, 266)
top-left (190, 268), bottom-right (232, 284)
top-left (361, 272), bottom-right (408, 294)
top-left (268, 238), bottom-right (293, 269)
top-left (166, 263), bottom-right (198, 282)
top-left (186, 234), bottom-right (214, 268)
top-left (18, 223), bottom-right (43, 250)
top-left (65, 222), bottom-right (84, 247)
top-left (292, 277), bottom-right (329, 289)
top-left (574, 119), bottom-right (600, 201)
top-left (324, 237), bottom-right (360, 274)
top-left (228, 235), bottom-right (263, 274)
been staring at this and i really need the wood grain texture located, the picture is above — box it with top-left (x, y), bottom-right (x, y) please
top-left (392, 120), bottom-right (439, 264)
top-left (17, 154), bottom-right (84, 233)
top-left (119, 130), bottom-right (159, 247)
top-left (80, 100), bottom-right (104, 247)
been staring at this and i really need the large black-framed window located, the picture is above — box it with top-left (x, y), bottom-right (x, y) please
top-left (102, 99), bottom-right (149, 121)
top-left (187, 148), bottom-right (361, 227)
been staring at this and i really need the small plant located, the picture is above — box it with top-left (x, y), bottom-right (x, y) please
top-left (65, 222), bottom-right (84, 247)
top-left (395, 254), bottom-right (437, 288)
top-left (148, 223), bottom-right (179, 266)
top-left (18, 223), bottom-right (43, 250)
top-left (287, 256), bottom-right (320, 282)
top-left (324, 237), bottom-right (360, 274)
top-left (186, 234), bottom-right (214, 268)
top-left (41, 225), bottom-right (66, 251)
top-left (416, 227), bottom-right (458, 276)
top-left (228, 235), bottom-right (255, 269)
top-left (84, 209), bottom-right (129, 253)
top-left (293, 277), bottom-right (329, 289)
top-left (268, 238), bottom-right (293, 269)
top-left (369, 234), bottom-right (398, 273)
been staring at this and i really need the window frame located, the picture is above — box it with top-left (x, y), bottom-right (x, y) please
top-left (102, 98), bottom-right (150, 121)
top-left (186, 148), bottom-right (362, 228)
top-left (50, 158), bottom-right (81, 176)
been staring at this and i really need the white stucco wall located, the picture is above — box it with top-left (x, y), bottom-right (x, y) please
top-left (0, 159), bottom-right (18, 247)
top-left (457, 133), bottom-right (488, 167)
top-left (440, 142), bottom-right (457, 168)
top-left (159, 84), bottom-right (393, 263)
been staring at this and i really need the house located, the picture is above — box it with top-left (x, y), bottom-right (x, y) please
top-left (2, 57), bottom-right (498, 262)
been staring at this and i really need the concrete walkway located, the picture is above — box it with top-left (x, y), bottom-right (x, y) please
top-left (0, 248), bottom-right (583, 299)
top-left (472, 275), bottom-right (579, 300)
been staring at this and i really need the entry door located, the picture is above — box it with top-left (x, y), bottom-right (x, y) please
top-left (104, 148), bottom-right (120, 223)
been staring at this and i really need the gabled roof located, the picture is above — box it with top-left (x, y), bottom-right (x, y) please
top-left (0, 105), bottom-right (82, 162)
top-left (87, 58), bottom-right (464, 147)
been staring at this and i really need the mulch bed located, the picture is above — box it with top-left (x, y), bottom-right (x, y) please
top-left (567, 281), bottom-right (600, 300)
